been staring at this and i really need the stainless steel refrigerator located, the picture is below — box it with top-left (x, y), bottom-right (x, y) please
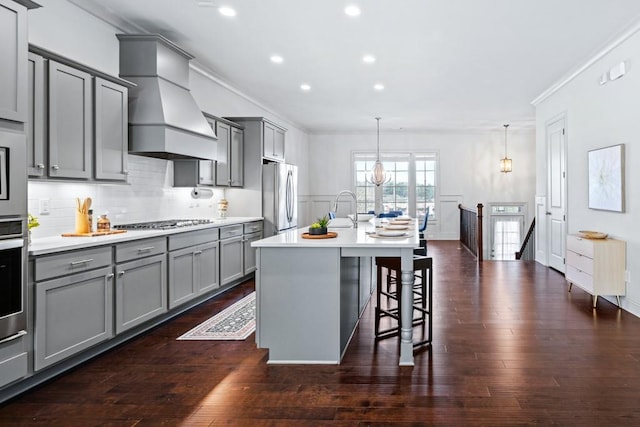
top-left (262, 162), bottom-right (298, 237)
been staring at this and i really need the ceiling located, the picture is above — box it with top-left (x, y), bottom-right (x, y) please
top-left (75, 0), bottom-right (640, 133)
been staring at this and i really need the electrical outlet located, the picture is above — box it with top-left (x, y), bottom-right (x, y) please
top-left (39, 199), bottom-right (51, 215)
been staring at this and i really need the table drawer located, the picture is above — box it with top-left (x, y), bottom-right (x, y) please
top-left (566, 235), bottom-right (594, 258)
top-left (115, 237), bottom-right (167, 263)
top-left (566, 265), bottom-right (594, 293)
top-left (220, 224), bottom-right (243, 240)
top-left (566, 250), bottom-right (593, 276)
top-left (35, 246), bottom-right (112, 282)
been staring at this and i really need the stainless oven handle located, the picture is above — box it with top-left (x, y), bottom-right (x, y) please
top-left (0, 239), bottom-right (24, 250)
top-left (0, 330), bottom-right (27, 344)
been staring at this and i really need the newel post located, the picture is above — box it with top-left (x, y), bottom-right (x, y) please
top-left (477, 203), bottom-right (483, 262)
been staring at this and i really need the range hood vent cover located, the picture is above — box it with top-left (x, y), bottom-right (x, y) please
top-left (117, 34), bottom-right (216, 160)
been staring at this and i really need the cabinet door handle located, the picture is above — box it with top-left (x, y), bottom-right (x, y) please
top-left (137, 246), bottom-right (154, 253)
top-left (118, 271), bottom-right (125, 277)
top-left (106, 273), bottom-right (114, 279)
top-left (51, 165), bottom-right (60, 170)
top-left (194, 250), bottom-right (203, 255)
top-left (70, 258), bottom-right (94, 266)
top-left (36, 163), bottom-right (45, 169)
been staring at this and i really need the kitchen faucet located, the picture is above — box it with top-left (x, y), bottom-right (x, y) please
top-left (333, 190), bottom-right (358, 228)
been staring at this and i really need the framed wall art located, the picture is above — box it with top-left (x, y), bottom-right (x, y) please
top-left (588, 143), bottom-right (625, 212)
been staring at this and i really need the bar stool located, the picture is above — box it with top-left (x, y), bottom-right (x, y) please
top-left (374, 255), bottom-right (433, 348)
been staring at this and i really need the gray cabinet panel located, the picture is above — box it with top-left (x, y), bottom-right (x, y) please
top-left (168, 246), bottom-right (197, 309)
top-left (215, 121), bottom-right (231, 186)
top-left (0, 0), bottom-right (27, 123)
top-left (197, 241), bottom-right (219, 294)
top-left (243, 231), bottom-right (261, 276)
top-left (94, 77), bottom-right (128, 181)
top-left (115, 237), bottom-right (166, 263)
top-left (0, 333), bottom-right (27, 388)
top-left (27, 52), bottom-right (45, 176)
top-left (48, 60), bottom-right (92, 179)
top-left (34, 266), bottom-right (114, 371)
top-left (230, 126), bottom-right (244, 187)
top-left (115, 253), bottom-right (167, 334)
top-left (263, 121), bottom-right (285, 162)
top-left (220, 235), bottom-right (243, 286)
top-left (34, 246), bottom-right (112, 282)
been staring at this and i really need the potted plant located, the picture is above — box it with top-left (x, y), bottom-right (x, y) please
top-left (309, 215), bottom-right (330, 235)
top-left (28, 213), bottom-right (40, 244)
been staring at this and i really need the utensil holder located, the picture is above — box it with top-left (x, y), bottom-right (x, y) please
top-left (75, 211), bottom-right (90, 234)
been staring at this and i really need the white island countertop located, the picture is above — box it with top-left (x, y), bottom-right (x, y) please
top-left (252, 220), bottom-right (419, 249)
top-left (30, 217), bottom-right (263, 256)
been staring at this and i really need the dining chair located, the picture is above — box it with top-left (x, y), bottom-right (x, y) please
top-left (414, 206), bottom-right (430, 256)
top-left (378, 212), bottom-right (398, 218)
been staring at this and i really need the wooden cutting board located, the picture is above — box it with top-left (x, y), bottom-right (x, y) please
top-left (61, 230), bottom-right (127, 237)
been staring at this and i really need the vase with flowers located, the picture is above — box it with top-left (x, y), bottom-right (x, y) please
top-left (28, 213), bottom-right (40, 244)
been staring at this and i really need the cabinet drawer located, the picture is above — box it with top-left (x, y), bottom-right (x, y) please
top-left (566, 250), bottom-right (593, 276)
top-left (243, 221), bottom-right (263, 234)
top-left (35, 246), bottom-right (112, 282)
top-left (169, 228), bottom-right (219, 251)
top-left (220, 224), bottom-right (243, 239)
top-left (115, 237), bottom-right (167, 263)
top-left (566, 235), bottom-right (594, 257)
top-left (566, 265), bottom-right (594, 293)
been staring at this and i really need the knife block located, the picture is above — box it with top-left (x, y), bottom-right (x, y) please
top-left (75, 211), bottom-right (90, 234)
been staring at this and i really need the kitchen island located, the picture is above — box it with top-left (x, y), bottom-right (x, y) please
top-left (253, 221), bottom-right (419, 366)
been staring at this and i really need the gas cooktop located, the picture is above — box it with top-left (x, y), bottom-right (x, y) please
top-left (113, 219), bottom-right (214, 230)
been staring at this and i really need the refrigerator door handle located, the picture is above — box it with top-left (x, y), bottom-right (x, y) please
top-left (285, 170), bottom-right (293, 222)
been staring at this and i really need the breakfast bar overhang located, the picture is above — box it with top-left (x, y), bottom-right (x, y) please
top-left (252, 223), bottom-right (419, 366)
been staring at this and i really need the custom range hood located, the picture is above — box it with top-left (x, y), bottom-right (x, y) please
top-left (117, 34), bottom-right (216, 160)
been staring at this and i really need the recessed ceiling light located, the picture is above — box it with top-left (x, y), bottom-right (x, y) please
top-left (374, 83), bottom-right (385, 91)
top-left (218, 6), bottom-right (237, 17)
top-left (270, 55), bottom-right (283, 64)
top-left (344, 5), bottom-right (361, 16)
top-left (363, 55), bottom-right (376, 64)
top-left (300, 84), bottom-right (311, 91)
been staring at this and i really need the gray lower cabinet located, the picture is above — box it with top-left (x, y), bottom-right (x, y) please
top-left (0, 332), bottom-right (28, 389)
top-left (168, 229), bottom-right (220, 309)
top-left (114, 238), bottom-right (167, 334)
top-left (0, 0), bottom-right (29, 123)
top-left (94, 77), bottom-right (128, 180)
top-left (34, 266), bottom-right (114, 371)
top-left (243, 221), bottom-right (263, 276)
top-left (220, 225), bottom-right (244, 286)
top-left (48, 59), bottom-right (92, 179)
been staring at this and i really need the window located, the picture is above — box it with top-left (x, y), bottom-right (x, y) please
top-left (353, 152), bottom-right (438, 220)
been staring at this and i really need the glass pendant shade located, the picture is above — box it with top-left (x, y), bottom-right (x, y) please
top-left (500, 124), bottom-right (512, 173)
top-left (367, 117), bottom-right (390, 186)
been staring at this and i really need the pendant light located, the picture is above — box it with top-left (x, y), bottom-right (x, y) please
top-left (500, 124), bottom-right (512, 173)
top-left (367, 117), bottom-right (391, 186)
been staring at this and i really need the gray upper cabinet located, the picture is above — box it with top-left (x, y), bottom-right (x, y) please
top-left (263, 121), bottom-right (285, 162)
top-left (0, 0), bottom-right (28, 123)
top-left (94, 77), bottom-right (128, 180)
top-left (27, 52), bottom-right (45, 177)
top-left (224, 117), bottom-right (286, 164)
top-left (215, 117), bottom-right (244, 187)
top-left (48, 60), bottom-right (92, 179)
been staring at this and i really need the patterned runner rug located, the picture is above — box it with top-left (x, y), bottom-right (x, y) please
top-left (177, 292), bottom-right (256, 340)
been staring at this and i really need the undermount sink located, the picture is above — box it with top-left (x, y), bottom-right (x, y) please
top-left (328, 218), bottom-right (354, 228)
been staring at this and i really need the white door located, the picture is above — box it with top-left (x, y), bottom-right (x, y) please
top-left (547, 116), bottom-right (567, 272)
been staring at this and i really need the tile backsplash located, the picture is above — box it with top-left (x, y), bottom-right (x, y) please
top-left (28, 155), bottom-right (226, 238)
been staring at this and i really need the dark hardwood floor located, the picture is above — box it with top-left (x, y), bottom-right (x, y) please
top-left (2, 241), bottom-right (640, 426)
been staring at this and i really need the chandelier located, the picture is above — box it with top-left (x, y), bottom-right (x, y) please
top-left (367, 117), bottom-right (391, 186)
top-left (500, 124), bottom-right (512, 173)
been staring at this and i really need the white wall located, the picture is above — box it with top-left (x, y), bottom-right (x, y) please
top-left (25, 0), bottom-right (309, 236)
top-left (307, 129), bottom-right (536, 248)
top-left (534, 24), bottom-right (640, 316)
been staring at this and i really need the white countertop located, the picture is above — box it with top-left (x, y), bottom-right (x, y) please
top-left (29, 217), bottom-right (263, 256)
top-left (252, 219), bottom-right (419, 249)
